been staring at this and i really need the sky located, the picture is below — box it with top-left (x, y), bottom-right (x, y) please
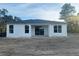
top-left (0, 3), bottom-right (79, 21)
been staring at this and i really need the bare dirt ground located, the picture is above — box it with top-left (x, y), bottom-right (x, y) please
top-left (0, 33), bottom-right (79, 56)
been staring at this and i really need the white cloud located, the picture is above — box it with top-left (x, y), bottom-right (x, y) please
top-left (37, 10), bottom-right (60, 21)
top-left (9, 5), bottom-right (60, 21)
top-left (71, 3), bottom-right (79, 13)
top-left (0, 3), bottom-right (61, 21)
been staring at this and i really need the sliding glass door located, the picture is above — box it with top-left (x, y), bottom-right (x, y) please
top-left (35, 26), bottom-right (44, 35)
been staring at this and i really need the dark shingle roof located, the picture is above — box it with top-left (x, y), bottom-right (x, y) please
top-left (7, 19), bottom-right (66, 24)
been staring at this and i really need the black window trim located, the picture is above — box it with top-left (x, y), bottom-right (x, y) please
top-left (25, 25), bottom-right (29, 33)
top-left (54, 25), bottom-right (57, 33)
top-left (58, 25), bottom-right (62, 33)
top-left (9, 25), bottom-right (14, 33)
top-left (54, 25), bottom-right (62, 33)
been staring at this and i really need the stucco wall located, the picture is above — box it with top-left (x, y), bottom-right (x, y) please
top-left (31, 26), bottom-right (35, 37)
top-left (6, 23), bottom-right (67, 38)
top-left (44, 25), bottom-right (48, 36)
top-left (48, 24), bottom-right (67, 37)
top-left (7, 24), bottom-right (31, 38)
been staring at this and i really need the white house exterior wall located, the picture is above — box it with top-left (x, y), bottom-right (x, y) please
top-left (7, 24), bottom-right (31, 38)
top-left (48, 24), bottom-right (67, 37)
top-left (6, 23), bottom-right (67, 38)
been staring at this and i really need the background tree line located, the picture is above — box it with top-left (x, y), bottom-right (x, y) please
top-left (0, 8), bottom-right (22, 33)
top-left (60, 3), bottom-right (79, 33)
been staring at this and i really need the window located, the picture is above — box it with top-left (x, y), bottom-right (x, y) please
top-left (54, 25), bottom-right (62, 33)
top-left (9, 25), bottom-right (13, 33)
top-left (25, 25), bottom-right (29, 33)
top-left (58, 25), bottom-right (62, 33)
top-left (54, 25), bottom-right (57, 33)
top-left (35, 26), bottom-right (44, 35)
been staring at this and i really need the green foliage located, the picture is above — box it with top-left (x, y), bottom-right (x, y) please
top-left (0, 8), bottom-right (8, 17)
top-left (0, 8), bottom-right (22, 23)
top-left (0, 8), bottom-right (22, 33)
top-left (14, 16), bottom-right (22, 21)
top-left (60, 3), bottom-right (76, 21)
top-left (60, 3), bottom-right (77, 33)
top-left (67, 16), bottom-right (79, 33)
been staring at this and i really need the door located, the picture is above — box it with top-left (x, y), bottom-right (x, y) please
top-left (35, 26), bottom-right (44, 35)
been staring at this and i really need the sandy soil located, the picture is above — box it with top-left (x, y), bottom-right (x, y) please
top-left (0, 33), bottom-right (79, 56)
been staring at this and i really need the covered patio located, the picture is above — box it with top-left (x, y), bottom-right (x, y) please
top-left (31, 25), bottom-right (49, 37)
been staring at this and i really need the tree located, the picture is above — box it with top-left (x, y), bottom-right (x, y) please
top-left (14, 16), bottom-right (22, 21)
top-left (60, 3), bottom-right (76, 32)
top-left (68, 15), bottom-right (78, 32)
top-left (0, 9), bottom-right (21, 23)
top-left (0, 8), bottom-right (22, 36)
top-left (0, 8), bottom-right (8, 17)
top-left (60, 3), bottom-right (76, 22)
top-left (0, 8), bottom-right (9, 23)
top-left (3, 15), bottom-right (14, 22)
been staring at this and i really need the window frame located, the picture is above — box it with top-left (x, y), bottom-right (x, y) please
top-left (58, 25), bottom-right (62, 33)
top-left (25, 25), bottom-right (29, 33)
top-left (9, 25), bottom-right (14, 33)
top-left (54, 25), bottom-right (57, 33)
top-left (54, 25), bottom-right (62, 33)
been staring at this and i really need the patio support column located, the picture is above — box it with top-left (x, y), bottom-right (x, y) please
top-left (29, 25), bottom-right (32, 37)
top-left (48, 24), bottom-right (53, 37)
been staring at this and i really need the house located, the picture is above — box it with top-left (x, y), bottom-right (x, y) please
top-left (6, 19), bottom-right (67, 38)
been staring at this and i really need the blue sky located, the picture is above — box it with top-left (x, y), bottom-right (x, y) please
top-left (0, 3), bottom-right (78, 21)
